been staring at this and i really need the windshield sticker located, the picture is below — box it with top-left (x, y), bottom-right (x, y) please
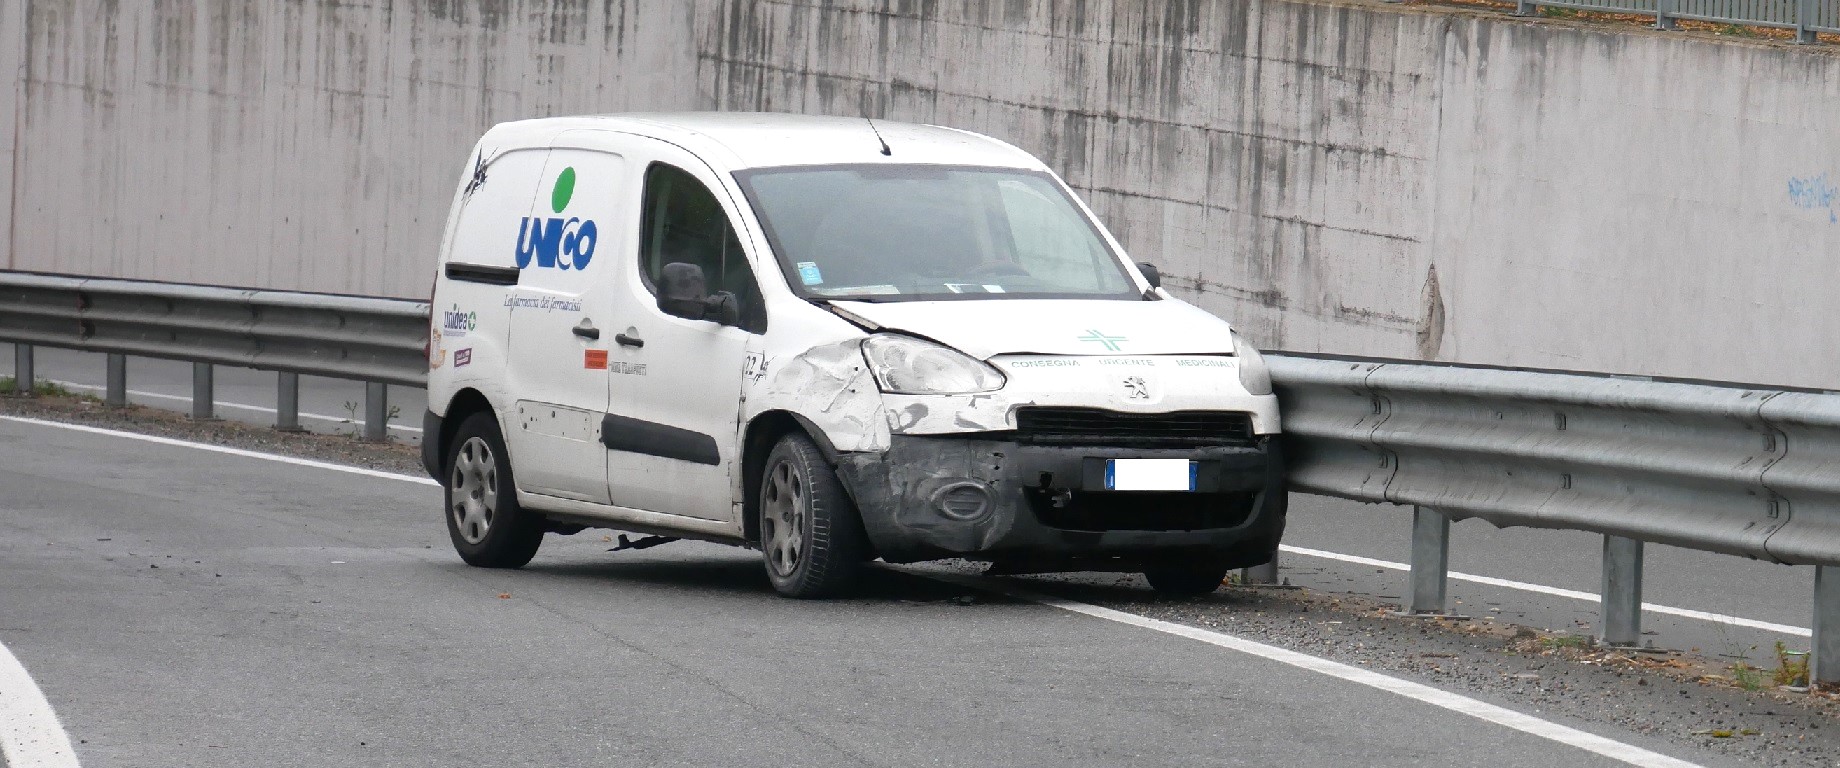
top-left (797, 262), bottom-right (824, 285)
top-left (1077, 329), bottom-right (1127, 352)
top-left (515, 166), bottom-right (598, 272)
top-left (983, 285), bottom-right (1006, 293)
top-left (944, 283), bottom-right (1009, 294)
top-left (859, 285), bottom-right (900, 295)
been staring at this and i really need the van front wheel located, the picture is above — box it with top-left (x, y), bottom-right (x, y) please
top-left (759, 433), bottom-right (866, 598)
top-left (444, 411), bottom-right (544, 568)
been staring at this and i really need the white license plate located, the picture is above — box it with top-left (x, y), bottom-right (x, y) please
top-left (1104, 459), bottom-right (1197, 491)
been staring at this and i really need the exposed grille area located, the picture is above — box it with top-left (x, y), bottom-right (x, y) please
top-left (1026, 489), bottom-right (1258, 532)
top-left (1014, 408), bottom-right (1254, 448)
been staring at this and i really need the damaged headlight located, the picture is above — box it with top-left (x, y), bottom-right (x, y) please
top-left (1232, 331), bottom-right (1273, 396)
top-left (861, 334), bottom-right (1006, 395)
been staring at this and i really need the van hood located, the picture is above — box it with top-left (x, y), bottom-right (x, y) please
top-left (828, 299), bottom-right (1237, 359)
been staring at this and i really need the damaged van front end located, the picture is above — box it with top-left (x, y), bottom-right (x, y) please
top-left (775, 320), bottom-right (1286, 574)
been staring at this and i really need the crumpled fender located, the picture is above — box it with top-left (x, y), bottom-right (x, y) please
top-left (742, 338), bottom-right (890, 453)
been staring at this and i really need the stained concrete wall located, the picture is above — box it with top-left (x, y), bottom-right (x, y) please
top-left (4, 1), bottom-right (1838, 387)
top-left (3, 1), bottom-right (696, 300)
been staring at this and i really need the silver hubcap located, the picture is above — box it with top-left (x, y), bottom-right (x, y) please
top-left (761, 459), bottom-right (806, 578)
top-left (450, 436), bottom-right (498, 545)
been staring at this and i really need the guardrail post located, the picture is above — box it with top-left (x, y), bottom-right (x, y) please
top-left (1516, 0), bottom-right (1539, 16)
top-left (1815, 566), bottom-right (1840, 687)
top-left (1656, 0), bottom-right (1678, 29)
top-left (1240, 550), bottom-right (1280, 585)
top-left (276, 373), bottom-right (303, 431)
top-left (1599, 536), bottom-right (1645, 647)
top-left (364, 382), bottom-right (389, 442)
top-left (1399, 506), bottom-right (1453, 616)
top-left (191, 363), bottom-right (215, 420)
top-left (12, 343), bottom-right (33, 396)
top-left (105, 354), bottom-right (128, 407)
top-left (1796, 0), bottom-right (1817, 43)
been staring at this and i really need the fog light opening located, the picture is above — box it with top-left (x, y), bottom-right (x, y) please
top-left (932, 482), bottom-right (993, 521)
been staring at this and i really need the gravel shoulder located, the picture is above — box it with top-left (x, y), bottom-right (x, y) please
top-left (8, 391), bottom-right (1840, 766)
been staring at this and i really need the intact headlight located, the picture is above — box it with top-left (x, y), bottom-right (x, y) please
top-left (1232, 331), bottom-right (1273, 396)
top-left (861, 334), bottom-right (1006, 395)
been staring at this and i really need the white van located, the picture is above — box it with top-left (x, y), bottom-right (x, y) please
top-left (421, 113), bottom-right (1284, 598)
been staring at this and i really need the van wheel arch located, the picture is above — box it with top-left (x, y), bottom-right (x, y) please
top-left (437, 388), bottom-right (497, 477)
top-left (741, 411), bottom-right (844, 547)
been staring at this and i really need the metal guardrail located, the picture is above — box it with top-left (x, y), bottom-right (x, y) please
top-left (5, 271), bottom-right (1840, 684)
top-left (0, 271), bottom-right (429, 437)
top-left (1271, 354), bottom-right (1840, 683)
top-left (1274, 355), bottom-right (1840, 566)
top-left (1514, 0), bottom-right (1838, 41)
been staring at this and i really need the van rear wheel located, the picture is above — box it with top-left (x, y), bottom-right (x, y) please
top-left (759, 432), bottom-right (866, 598)
top-left (444, 411), bottom-right (544, 568)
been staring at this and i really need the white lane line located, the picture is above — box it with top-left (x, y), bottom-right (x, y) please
top-left (1282, 544), bottom-right (1813, 637)
top-left (928, 574), bottom-right (1703, 768)
top-left (0, 634), bottom-right (81, 767)
top-left (0, 415), bottom-right (438, 487)
top-left (35, 379), bottom-right (423, 434)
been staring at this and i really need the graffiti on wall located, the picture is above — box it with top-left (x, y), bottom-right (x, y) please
top-left (1789, 174), bottom-right (1838, 223)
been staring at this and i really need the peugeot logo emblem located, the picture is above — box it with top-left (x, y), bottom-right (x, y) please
top-left (1123, 375), bottom-right (1149, 400)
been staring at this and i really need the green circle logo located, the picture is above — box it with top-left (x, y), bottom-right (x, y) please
top-left (551, 167), bottom-right (576, 213)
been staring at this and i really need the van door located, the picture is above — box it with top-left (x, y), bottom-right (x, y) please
top-left (501, 142), bottom-right (628, 503)
top-left (601, 147), bottom-right (767, 521)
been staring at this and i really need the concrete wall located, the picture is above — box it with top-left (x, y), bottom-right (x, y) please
top-left (5, 1), bottom-right (1839, 387)
top-left (4, 1), bottom-right (695, 299)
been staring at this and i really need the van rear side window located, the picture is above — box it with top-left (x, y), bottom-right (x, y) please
top-left (638, 163), bottom-right (767, 333)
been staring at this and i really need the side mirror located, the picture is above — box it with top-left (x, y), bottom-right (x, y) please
top-left (1136, 261), bottom-right (1162, 289)
top-left (657, 262), bottom-right (740, 326)
top-left (703, 291), bottom-right (740, 326)
top-left (658, 262), bottom-right (710, 319)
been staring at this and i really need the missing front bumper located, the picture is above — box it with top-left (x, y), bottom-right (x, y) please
top-left (834, 435), bottom-right (1286, 567)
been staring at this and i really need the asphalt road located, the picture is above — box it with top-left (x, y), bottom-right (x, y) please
top-left (4, 346), bottom-right (1814, 665)
top-left (0, 415), bottom-right (1729, 767)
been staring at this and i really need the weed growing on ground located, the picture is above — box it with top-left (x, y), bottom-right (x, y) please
top-left (0, 377), bottom-right (90, 399)
top-left (1541, 633), bottom-right (1590, 649)
top-left (1773, 641), bottom-right (1811, 688)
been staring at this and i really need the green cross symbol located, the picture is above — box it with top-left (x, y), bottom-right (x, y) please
top-left (1077, 329), bottom-right (1127, 352)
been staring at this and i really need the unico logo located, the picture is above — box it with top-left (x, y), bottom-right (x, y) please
top-left (515, 167), bottom-right (598, 270)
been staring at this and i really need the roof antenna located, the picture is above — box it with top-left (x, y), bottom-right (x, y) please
top-left (865, 118), bottom-right (893, 156)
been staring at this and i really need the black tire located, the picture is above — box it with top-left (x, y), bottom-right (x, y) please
top-left (1143, 563), bottom-right (1231, 597)
top-left (758, 432), bottom-right (867, 598)
top-left (443, 411), bottom-right (544, 568)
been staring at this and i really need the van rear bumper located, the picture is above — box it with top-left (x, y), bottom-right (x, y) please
top-left (834, 435), bottom-right (1286, 569)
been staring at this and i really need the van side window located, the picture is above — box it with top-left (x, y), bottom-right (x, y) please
top-left (639, 163), bottom-right (767, 333)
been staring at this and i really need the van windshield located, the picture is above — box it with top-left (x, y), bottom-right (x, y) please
top-left (733, 165), bottom-right (1141, 302)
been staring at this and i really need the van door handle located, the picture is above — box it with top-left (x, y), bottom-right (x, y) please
top-left (615, 332), bottom-right (644, 348)
top-left (572, 325), bottom-right (600, 340)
